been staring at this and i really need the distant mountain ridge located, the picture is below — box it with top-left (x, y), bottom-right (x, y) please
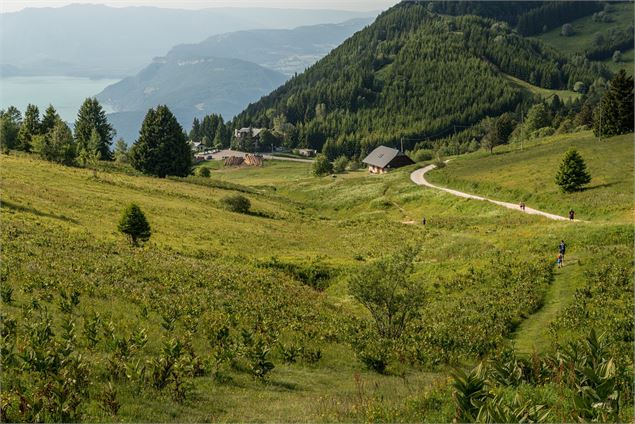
top-left (96, 19), bottom-right (373, 142)
top-left (166, 18), bottom-right (373, 76)
top-left (0, 4), bottom-right (377, 78)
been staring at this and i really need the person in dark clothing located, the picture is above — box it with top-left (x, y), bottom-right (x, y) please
top-left (422, 217), bottom-right (426, 226)
top-left (569, 209), bottom-right (575, 221)
top-left (559, 240), bottom-right (566, 263)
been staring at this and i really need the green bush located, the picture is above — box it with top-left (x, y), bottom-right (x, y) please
top-left (347, 161), bottom-right (361, 171)
top-left (413, 149), bottom-right (434, 162)
top-left (312, 154), bottom-right (333, 176)
top-left (221, 194), bottom-right (251, 213)
top-left (333, 155), bottom-right (349, 173)
top-left (195, 167), bottom-right (211, 177)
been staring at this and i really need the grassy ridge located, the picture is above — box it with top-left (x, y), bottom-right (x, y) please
top-left (426, 132), bottom-right (633, 221)
top-left (534, 2), bottom-right (633, 55)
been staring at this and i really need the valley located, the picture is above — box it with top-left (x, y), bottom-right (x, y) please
top-left (1, 130), bottom-right (632, 421)
top-left (1, 1), bottom-right (633, 422)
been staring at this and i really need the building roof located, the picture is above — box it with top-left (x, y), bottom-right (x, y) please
top-left (362, 145), bottom-right (405, 168)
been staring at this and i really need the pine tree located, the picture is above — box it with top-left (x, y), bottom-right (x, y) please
top-left (129, 105), bottom-right (192, 177)
top-left (41, 105), bottom-right (60, 134)
top-left (0, 107), bottom-right (21, 151)
top-left (189, 117), bottom-right (202, 142)
top-left (17, 104), bottom-right (40, 152)
top-left (114, 139), bottom-right (129, 163)
top-left (74, 98), bottom-right (114, 160)
top-left (38, 118), bottom-right (76, 165)
top-left (78, 128), bottom-right (101, 172)
top-left (555, 148), bottom-right (591, 192)
top-left (117, 203), bottom-right (151, 245)
top-left (593, 70), bottom-right (634, 137)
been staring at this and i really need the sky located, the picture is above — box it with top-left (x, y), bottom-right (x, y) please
top-left (1, 0), bottom-right (399, 13)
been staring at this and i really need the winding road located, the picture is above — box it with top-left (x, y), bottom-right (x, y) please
top-left (410, 163), bottom-right (571, 221)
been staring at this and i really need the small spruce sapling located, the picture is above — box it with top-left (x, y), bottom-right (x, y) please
top-left (117, 203), bottom-right (151, 245)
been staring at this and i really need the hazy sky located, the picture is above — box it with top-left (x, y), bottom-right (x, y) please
top-left (1, 0), bottom-right (399, 13)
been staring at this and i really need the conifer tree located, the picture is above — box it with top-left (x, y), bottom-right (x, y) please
top-left (74, 98), bottom-right (114, 160)
top-left (129, 105), bottom-right (192, 177)
top-left (593, 70), bottom-right (634, 137)
top-left (41, 105), bottom-right (60, 134)
top-left (17, 104), bottom-right (41, 152)
top-left (37, 118), bottom-right (76, 165)
top-left (189, 117), bottom-right (202, 142)
top-left (78, 128), bottom-right (101, 172)
top-left (113, 139), bottom-right (129, 163)
top-left (117, 203), bottom-right (151, 245)
top-left (555, 148), bottom-right (591, 192)
top-left (0, 107), bottom-right (22, 151)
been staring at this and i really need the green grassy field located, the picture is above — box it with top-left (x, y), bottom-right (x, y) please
top-left (427, 131), bottom-right (634, 221)
top-left (534, 2), bottom-right (634, 54)
top-left (1, 130), bottom-right (633, 421)
top-left (502, 73), bottom-right (582, 102)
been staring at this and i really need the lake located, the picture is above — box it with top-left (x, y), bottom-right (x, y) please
top-left (0, 76), bottom-right (119, 123)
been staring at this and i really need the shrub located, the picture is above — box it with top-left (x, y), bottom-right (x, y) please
top-left (347, 161), bottom-right (361, 171)
top-left (349, 246), bottom-right (424, 339)
top-left (612, 50), bottom-right (622, 63)
top-left (221, 194), bottom-right (251, 213)
top-left (534, 127), bottom-right (555, 138)
top-left (312, 154), bottom-right (333, 176)
top-left (573, 81), bottom-right (587, 93)
top-left (117, 204), bottom-right (151, 245)
top-left (333, 155), bottom-right (349, 173)
top-left (414, 149), bottom-right (433, 162)
top-left (561, 23), bottom-right (574, 37)
top-left (195, 167), bottom-right (211, 177)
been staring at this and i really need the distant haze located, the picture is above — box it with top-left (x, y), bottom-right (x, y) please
top-left (0, 4), bottom-right (380, 77)
top-left (1, 1), bottom-right (397, 13)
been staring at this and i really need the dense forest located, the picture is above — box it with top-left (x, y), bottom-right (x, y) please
top-left (424, 0), bottom-right (603, 35)
top-left (232, 2), bottom-right (609, 159)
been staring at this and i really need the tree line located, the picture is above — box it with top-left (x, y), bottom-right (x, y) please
top-left (1, 99), bottom-right (193, 178)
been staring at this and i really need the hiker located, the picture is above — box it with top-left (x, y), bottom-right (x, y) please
top-left (559, 240), bottom-right (566, 262)
top-left (569, 209), bottom-right (575, 221)
top-left (422, 217), bottom-right (426, 226)
top-left (519, 202), bottom-right (523, 210)
top-left (521, 202), bottom-right (526, 211)
top-left (557, 253), bottom-right (563, 268)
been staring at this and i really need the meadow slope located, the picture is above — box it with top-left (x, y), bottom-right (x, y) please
top-left (1, 130), bottom-right (632, 421)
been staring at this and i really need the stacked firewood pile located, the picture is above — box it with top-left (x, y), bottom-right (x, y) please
top-left (224, 156), bottom-right (245, 166)
top-left (244, 154), bottom-right (264, 166)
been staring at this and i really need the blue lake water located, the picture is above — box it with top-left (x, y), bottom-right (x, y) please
top-left (0, 76), bottom-right (119, 123)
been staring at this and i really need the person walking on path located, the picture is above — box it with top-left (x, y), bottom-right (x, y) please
top-left (557, 253), bottom-right (563, 268)
top-left (569, 209), bottom-right (575, 221)
top-left (559, 240), bottom-right (566, 263)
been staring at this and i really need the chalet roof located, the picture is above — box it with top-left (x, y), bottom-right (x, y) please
top-left (362, 145), bottom-right (404, 168)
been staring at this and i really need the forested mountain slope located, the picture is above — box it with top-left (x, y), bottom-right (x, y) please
top-left (233, 2), bottom-right (608, 157)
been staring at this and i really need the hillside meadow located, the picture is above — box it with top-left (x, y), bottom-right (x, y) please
top-left (1, 131), bottom-right (633, 422)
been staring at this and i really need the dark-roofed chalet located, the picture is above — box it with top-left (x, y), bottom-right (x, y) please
top-left (362, 145), bottom-right (414, 174)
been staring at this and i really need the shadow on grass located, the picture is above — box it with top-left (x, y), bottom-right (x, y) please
top-left (267, 379), bottom-right (300, 392)
top-left (584, 181), bottom-right (619, 191)
top-left (1, 199), bottom-right (80, 224)
top-left (246, 210), bottom-right (278, 219)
